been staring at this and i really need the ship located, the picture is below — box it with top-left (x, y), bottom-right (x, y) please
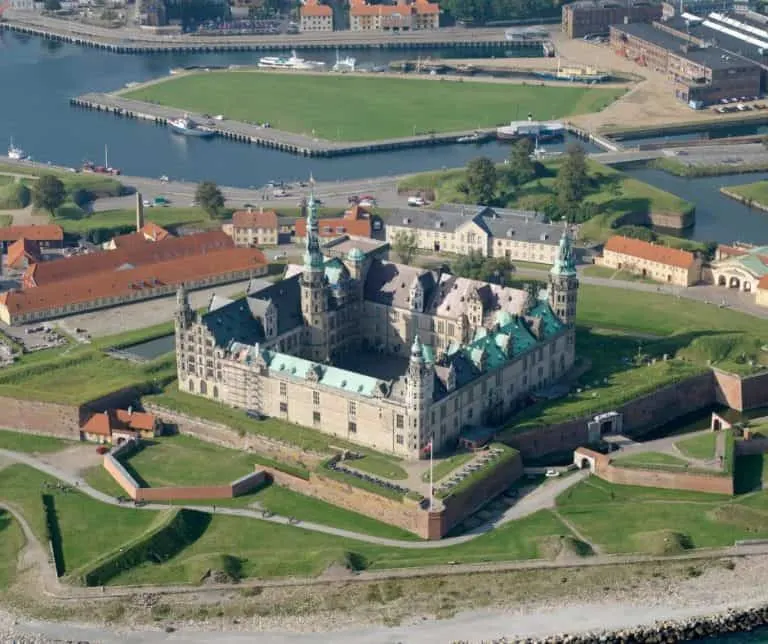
top-left (332, 49), bottom-right (357, 73)
top-left (456, 131), bottom-right (493, 144)
top-left (258, 50), bottom-right (326, 71)
top-left (496, 117), bottom-right (565, 142)
top-left (8, 137), bottom-right (28, 160)
top-left (168, 116), bottom-right (216, 138)
top-left (534, 59), bottom-right (609, 83)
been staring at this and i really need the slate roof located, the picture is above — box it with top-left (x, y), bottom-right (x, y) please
top-left (363, 260), bottom-right (438, 309)
top-left (201, 273), bottom-right (303, 347)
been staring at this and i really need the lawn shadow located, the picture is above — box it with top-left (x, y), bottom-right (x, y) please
top-left (41, 493), bottom-right (65, 576)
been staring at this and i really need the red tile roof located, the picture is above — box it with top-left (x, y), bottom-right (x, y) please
top-left (0, 224), bottom-right (63, 243)
top-left (232, 209), bottom-right (278, 230)
top-left (23, 231), bottom-right (233, 288)
top-left (295, 216), bottom-right (372, 238)
top-left (717, 244), bottom-right (749, 258)
top-left (2, 247), bottom-right (266, 317)
top-left (759, 275), bottom-right (768, 291)
top-left (604, 236), bottom-right (697, 269)
top-left (6, 238), bottom-right (41, 269)
top-left (141, 222), bottom-right (171, 242)
top-left (301, 0), bottom-right (332, 16)
top-left (81, 409), bottom-right (158, 436)
top-left (109, 231), bottom-right (153, 251)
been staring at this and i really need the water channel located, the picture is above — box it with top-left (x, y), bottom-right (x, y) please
top-left (2, 31), bottom-right (768, 244)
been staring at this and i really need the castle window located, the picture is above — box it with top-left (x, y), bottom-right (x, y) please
top-left (396, 414), bottom-right (404, 429)
top-left (348, 401), bottom-right (357, 418)
top-left (280, 382), bottom-right (287, 396)
top-left (348, 421), bottom-right (357, 433)
top-left (280, 402), bottom-right (288, 413)
top-left (313, 391), bottom-right (320, 406)
top-left (396, 435), bottom-right (404, 445)
top-left (313, 411), bottom-right (321, 425)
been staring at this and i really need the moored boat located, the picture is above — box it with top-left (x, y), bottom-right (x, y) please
top-left (456, 131), bottom-right (493, 144)
top-left (497, 119), bottom-right (565, 142)
top-left (168, 116), bottom-right (216, 138)
top-left (8, 137), bottom-right (27, 160)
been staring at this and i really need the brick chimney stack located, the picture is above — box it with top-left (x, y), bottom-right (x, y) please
top-left (136, 192), bottom-right (145, 232)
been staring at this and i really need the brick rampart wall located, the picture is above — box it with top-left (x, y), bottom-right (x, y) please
top-left (507, 372), bottom-right (715, 459)
top-left (262, 466), bottom-right (430, 537)
top-left (740, 371), bottom-right (768, 411)
top-left (577, 449), bottom-right (734, 495)
top-left (145, 404), bottom-right (325, 467)
top-left (0, 396), bottom-right (81, 440)
top-left (714, 369), bottom-right (744, 411)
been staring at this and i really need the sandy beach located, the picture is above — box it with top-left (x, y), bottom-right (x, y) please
top-left (3, 553), bottom-right (768, 643)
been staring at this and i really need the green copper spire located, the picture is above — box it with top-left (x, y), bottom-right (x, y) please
top-left (303, 177), bottom-right (323, 270)
top-left (551, 226), bottom-right (576, 277)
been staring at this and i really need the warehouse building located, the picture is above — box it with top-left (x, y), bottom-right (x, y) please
top-left (562, 0), bottom-right (662, 38)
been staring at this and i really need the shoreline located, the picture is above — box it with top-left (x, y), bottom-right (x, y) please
top-left (720, 186), bottom-right (768, 213)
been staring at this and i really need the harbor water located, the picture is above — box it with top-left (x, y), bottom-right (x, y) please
top-left (1, 31), bottom-right (768, 245)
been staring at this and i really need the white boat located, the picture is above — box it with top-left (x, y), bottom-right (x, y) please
top-left (8, 138), bottom-right (27, 161)
top-left (497, 118), bottom-right (565, 142)
top-left (456, 131), bottom-right (492, 144)
top-left (168, 116), bottom-right (215, 138)
top-left (332, 49), bottom-right (357, 73)
top-left (258, 50), bottom-right (325, 71)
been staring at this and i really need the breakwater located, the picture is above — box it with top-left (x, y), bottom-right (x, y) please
top-left (466, 605), bottom-right (768, 643)
top-left (70, 92), bottom-right (499, 158)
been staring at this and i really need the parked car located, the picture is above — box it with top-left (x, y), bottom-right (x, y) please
top-left (545, 469), bottom-right (560, 478)
top-left (407, 196), bottom-right (426, 207)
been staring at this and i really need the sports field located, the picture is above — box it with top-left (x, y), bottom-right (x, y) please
top-left (123, 71), bottom-right (624, 141)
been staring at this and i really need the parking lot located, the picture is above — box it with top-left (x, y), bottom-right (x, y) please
top-left (663, 142), bottom-right (768, 168)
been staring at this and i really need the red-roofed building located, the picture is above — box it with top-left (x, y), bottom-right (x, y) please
top-left (598, 236), bottom-right (702, 286)
top-left (0, 247), bottom-right (267, 325)
top-left (0, 224), bottom-right (63, 250)
top-left (103, 222), bottom-right (172, 251)
top-left (6, 238), bottom-right (41, 270)
top-left (222, 208), bottom-right (279, 247)
top-left (757, 276), bottom-right (768, 308)
top-left (81, 408), bottom-right (161, 444)
top-left (300, 0), bottom-right (333, 31)
top-left (350, 0), bottom-right (438, 31)
top-left (294, 205), bottom-right (372, 241)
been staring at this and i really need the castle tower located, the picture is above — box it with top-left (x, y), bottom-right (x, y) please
top-left (174, 285), bottom-right (194, 385)
top-left (175, 284), bottom-right (193, 330)
top-left (300, 188), bottom-right (331, 362)
top-left (549, 227), bottom-right (578, 327)
top-left (406, 336), bottom-right (434, 458)
top-left (136, 192), bottom-right (145, 232)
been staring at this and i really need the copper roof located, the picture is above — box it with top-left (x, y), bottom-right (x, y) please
top-left (604, 236), bottom-right (697, 269)
top-left (232, 209), bottom-right (278, 230)
top-left (2, 247), bottom-right (266, 316)
top-left (24, 230), bottom-right (233, 288)
top-left (6, 238), bottom-right (41, 269)
top-left (0, 224), bottom-right (63, 243)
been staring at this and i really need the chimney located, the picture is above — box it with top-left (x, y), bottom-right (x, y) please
top-left (136, 192), bottom-right (144, 232)
top-left (247, 206), bottom-right (252, 214)
top-left (128, 405), bottom-right (133, 416)
top-left (260, 206), bottom-right (263, 213)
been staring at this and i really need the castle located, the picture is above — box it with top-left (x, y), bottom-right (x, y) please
top-left (174, 193), bottom-right (579, 459)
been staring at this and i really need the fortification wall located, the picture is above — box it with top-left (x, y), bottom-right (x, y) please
top-left (0, 396), bottom-right (81, 440)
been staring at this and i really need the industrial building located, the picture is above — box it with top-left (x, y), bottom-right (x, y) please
top-left (562, 0), bottom-right (662, 39)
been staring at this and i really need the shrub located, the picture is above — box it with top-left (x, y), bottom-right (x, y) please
top-left (0, 181), bottom-right (31, 209)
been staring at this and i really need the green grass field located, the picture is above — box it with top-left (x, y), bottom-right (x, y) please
top-left (0, 510), bottom-right (24, 589)
top-left (123, 71), bottom-right (623, 141)
top-left (675, 432), bottom-right (717, 461)
top-left (612, 451), bottom-right (690, 468)
top-left (348, 454), bottom-right (408, 480)
top-left (57, 207), bottom-right (213, 237)
top-left (0, 164), bottom-right (123, 199)
top-left (0, 429), bottom-right (74, 454)
top-left (581, 265), bottom-right (657, 284)
top-left (724, 180), bottom-right (768, 208)
top-left (422, 451), bottom-right (475, 483)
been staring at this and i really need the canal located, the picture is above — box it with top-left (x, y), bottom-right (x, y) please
top-left (3, 32), bottom-right (768, 244)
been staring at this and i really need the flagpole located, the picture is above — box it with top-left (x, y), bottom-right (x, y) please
top-left (429, 436), bottom-right (433, 511)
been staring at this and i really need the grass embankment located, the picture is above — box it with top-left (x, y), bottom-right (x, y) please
top-left (422, 451), bottom-right (475, 483)
top-left (675, 432), bottom-right (718, 461)
top-left (0, 429), bottom-right (75, 453)
top-left (398, 160), bottom-right (695, 247)
top-left (0, 510), bottom-right (24, 588)
top-left (124, 71), bottom-right (623, 141)
top-left (556, 476), bottom-right (768, 554)
top-left (0, 323), bottom-right (176, 406)
top-left (651, 156), bottom-right (768, 178)
top-left (612, 451), bottom-right (690, 468)
top-left (503, 287), bottom-right (768, 434)
top-left (721, 180), bottom-right (768, 210)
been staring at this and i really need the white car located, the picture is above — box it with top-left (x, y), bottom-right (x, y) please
top-left (407, 196), bottom-right (426, 207)
top-left (359, 198), bottom-right (375, 208)
top-left (545, 469), bottom-right (560, 478)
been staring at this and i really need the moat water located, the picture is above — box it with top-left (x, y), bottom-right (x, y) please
top-left (3, 31), bottom-right (768, 245)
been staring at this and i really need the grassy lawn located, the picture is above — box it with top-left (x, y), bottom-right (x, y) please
top-left (0, 510), bottom-right (24, 589)
top-left (0, 465), bottom-right (156, 575)
top-left (725, 180), bottom-right (768, 208)
top-left (675, 432), bottom-right (717, 461)
top-left (348, 454), bottom-right (408, 480)
top-left (0, 429), bottom-right (74, 454)
top-left (422, 451), bottom-right (475, 483)
top-left (612, 451), bottom-right (690, 468)
top-left (58, 207), bottom-right (213, 238)
top-left (123, 71), bottom-right (623, 141)
top-left (0, 164), bottom-right (123, 198)
top-left (556, 476), bottom-right (762, 554)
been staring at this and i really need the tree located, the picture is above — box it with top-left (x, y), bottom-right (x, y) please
top-left (465, 156), bottom-right (497, 205)
top-left (195, 181), bottom-right (225, 218)
top-left (393, 231), bottom-right (418, 265)
top-left (32, 174), bottom-right (65, 217)
top-left (553, 143), bottom-right (588, 216)
top-left (452, 250), bottom-right (512, 283)
top-left (507, 138), bottom-right (536, 187)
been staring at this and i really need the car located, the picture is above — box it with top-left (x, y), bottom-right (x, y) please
top-left (246, 409), bottom-right (264, 420)
top-left (407, 196), bottom-right (426, 207)
top-left (545, 469), bottom-right (560, 478)
top-left (359, 198), bottom-right (376, 208)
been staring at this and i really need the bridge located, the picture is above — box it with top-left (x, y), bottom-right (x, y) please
top-left (590, 149), bottom-right (666, 165)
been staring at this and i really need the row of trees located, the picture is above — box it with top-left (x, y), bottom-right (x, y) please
top-left (439, 0), bottom-right (562, 24)
top-left (30, 174), bottom-right (226, 219)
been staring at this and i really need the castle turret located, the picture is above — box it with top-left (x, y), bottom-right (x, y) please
top-left (175, 284), bottom-right (193, 330)
top-left (300, 187), bottom-right (331, 362)
top-left (549, 227), bottom-right (578, 326)
top-left (406, 336), bottom-right (434, 458)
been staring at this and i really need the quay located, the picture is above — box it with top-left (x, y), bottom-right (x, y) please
top-left (0, 13), bottom-right (530, 54)
top-left (70, 93), bottom-right (499, 158)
